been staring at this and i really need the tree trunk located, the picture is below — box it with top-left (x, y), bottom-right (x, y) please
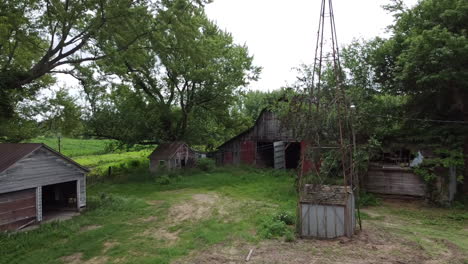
top-left (464, 131), bottom-right (468, 195)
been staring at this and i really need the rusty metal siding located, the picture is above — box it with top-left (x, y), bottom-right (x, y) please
top-left (240, 141), bottom-right (255, 165)
top-left (365, 164), bottom-right (426, 197)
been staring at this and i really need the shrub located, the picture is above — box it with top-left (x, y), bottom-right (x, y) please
top-left (275, 211), bottom-right (295, 225)
top-left (197, 158), bottom-right (216, 172)
top-left (156, 175), bottom-right (171, 185)
top-left (127, 159), bottom-right (141, 169)
top-left (358, 191), bottom-right (381, 207)
top-left (259, 217), bottom-right (288, 239)
top-left (284, 230), bottom-right (296, 242)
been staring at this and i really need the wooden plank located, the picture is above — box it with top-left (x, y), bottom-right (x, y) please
top-left (36, 187), bottom-right (42, 222)
top-left (0, 217), bottom-right (36, 232)
top-left (0, 197), bottom-right (35, 212)
top-left (0, 206), bottom-right (36, 223)
top-left (0, 189), bottom-right (35, 202)
top-left (365, 167), bottom-right (425, 197)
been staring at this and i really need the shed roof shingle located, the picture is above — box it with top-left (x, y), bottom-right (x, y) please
top-left (149, 142), bottom-right (186, 161)
top-left (0, 143), bottom-right (89, 173)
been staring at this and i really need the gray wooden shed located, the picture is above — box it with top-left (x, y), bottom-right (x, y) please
top-left (300, 185), bottom-right (355, 239)
top-left (149, 142), bottom-right (196, 172)
top-left (0, 143), bottom-right (88, 231)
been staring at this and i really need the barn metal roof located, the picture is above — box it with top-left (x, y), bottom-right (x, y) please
top-left (216, 109), bottom-right (269, 150)
top-left (0, 143), bottom-right (89, 174)
top-left (148, 142), bottom-right (187, 161)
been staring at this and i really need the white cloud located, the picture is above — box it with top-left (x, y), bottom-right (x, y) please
top-left (205, 0), bottom-right (419, 91)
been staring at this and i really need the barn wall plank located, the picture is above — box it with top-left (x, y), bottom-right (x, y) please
top-left (365, 165), bottom-right (426, 197)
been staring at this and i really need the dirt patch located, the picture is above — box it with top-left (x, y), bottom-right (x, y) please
top-left (169, 193), bottom-right (221, 223)
top-left (80, 225), bottom-right (102, 232)
top-left (60, 253), bottom-right (109, 264)
top-left (175, 225), bottom-right (432, 264)
top-left (61, 253), bottom-right (83, 264)
top-left (103, 240), bottom-right (119, 253)
top-left (146, 200), bottom-right (164, 206)
top-left (142, 228), bottom-right (180, 244)
top-left (85, 256), bottom-right (109, 264)
top-left (139, 216), bottom-right (158, 223)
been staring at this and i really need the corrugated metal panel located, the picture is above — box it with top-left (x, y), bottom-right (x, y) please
top-left (274, 141), bottom-right (285, 169)
top-left (301, 203), bottom-right (350, 239)
top-left (0, 144), bottom-right (42, 173)
top-left (300, 188), bottom-right (355, 239)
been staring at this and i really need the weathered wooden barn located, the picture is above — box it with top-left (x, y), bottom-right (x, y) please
top-left (365, 163), bottom-right (426, 197)
top-left (149, 142), bottom-right (196, 172)
top-left (300, 184), bottom-right (355, 238)
top-left (0, 144), bottom-right (88, 231)
top-left (214, 110), bottom-right (313, 172)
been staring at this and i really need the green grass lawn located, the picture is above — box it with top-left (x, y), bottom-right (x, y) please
top-left (0, 167), bottom-right (466, 264)
top-left (0, 168), bottom-right (297, 264)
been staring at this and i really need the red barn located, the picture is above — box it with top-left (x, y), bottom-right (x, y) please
top-left (214, 110), bottom-right (312, 173)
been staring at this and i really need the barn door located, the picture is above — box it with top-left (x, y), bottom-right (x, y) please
top-left (274, 141), bottom-right (285, 169)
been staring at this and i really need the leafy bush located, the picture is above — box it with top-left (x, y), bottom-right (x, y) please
top-left (197, 158), bottom-right (216, 172)
top-left (156, 175), bottom-right (171, 185)
top-left (358, 191), bottom-right (381, 207)
top-left (447, 212), bottom-right (468, 221)
top-left (284, 230), bottom-right (296, 242)
top-left (127, 159), bottom-right (141, 168)
top-left (259, 217), bottom-right (288, 239)
top-left (275, 211), bottom-right (295, 225)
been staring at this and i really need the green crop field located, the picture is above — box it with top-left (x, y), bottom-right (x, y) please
top-left (26, 137), bottom-right (116, 157)
top-left (24, 138), bottom-right (155, 178)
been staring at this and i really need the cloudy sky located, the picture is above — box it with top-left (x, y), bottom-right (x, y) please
top-left (205, 0), bottom-right (419, 92)
top-left (56, 0), bottom-right (419, 95)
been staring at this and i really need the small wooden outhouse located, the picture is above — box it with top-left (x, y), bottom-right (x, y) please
top-left (0, 143), bottom-right (88, 231)
top-left (149, 142), bottom-right (196, 172)
top-left (299, 184), bottom-right (355, 239)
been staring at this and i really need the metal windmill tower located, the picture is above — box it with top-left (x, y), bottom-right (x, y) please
top-left (293, 0), bottom-right (358, 238)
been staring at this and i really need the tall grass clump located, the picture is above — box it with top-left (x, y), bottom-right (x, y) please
top-left (196, 158), bottom-right (216, 171)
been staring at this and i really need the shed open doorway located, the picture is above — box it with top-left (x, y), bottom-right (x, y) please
top-left (257, 142), bottom-right (274, 168)
top-left (285, 142), bottom-right (301, 169)
top-left (42, 181), bottom-right (79, 221)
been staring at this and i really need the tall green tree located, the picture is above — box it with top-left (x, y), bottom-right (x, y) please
top-left (372, 0), bottom-right (468, 193)
top-left (84, 0), bottom-right (259, 145)
top-left (0, 0), bottom-right (152, 119)
top-left (42, 88), bottom-right (83, 137)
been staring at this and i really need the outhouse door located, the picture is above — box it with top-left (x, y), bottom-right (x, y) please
top-left (274, 141), bottom-right (285, 169)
